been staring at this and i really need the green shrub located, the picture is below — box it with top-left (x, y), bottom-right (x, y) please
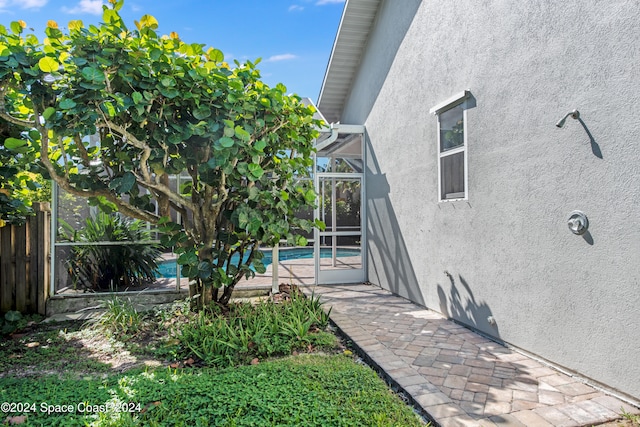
top-left (177, 293), bottom-right (337, 367)
top-left (60, 212), bottom-right (162, 291)
top-left (88, 297), bottom-right (143, 338)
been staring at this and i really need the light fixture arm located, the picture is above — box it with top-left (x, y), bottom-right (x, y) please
top-left (556, 109), bottom-right (580, 128)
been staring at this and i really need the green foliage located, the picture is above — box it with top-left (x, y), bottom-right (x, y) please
top-left (87, 297), bottom-right (143, 338)
top-left (178, 294), bottom-right (335, 367)
top-left (620, 408), bottom-right (640, 425)
top-left (0, 121), bottom-right (50, 226)
top-left (0, 310), bottom-right (23, 335)
top-left (0, 1), bottom-right (324, 304)
top-left (0, 355), bottom-right (423, 427)
top-left (59, 212), bottom-right (162, 291)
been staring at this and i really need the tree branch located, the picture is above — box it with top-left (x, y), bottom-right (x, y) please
top-left (30, 106), bottom-right (160, 224)
top-left (0, 110), bottom-right (34, 129)
top-left (73, 134), bottom-right (91, 167)
top-left (98, 119), bottom-right (197, 213)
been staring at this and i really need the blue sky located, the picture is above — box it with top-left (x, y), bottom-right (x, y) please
top-left (0, 0), bottom-right (345, 101)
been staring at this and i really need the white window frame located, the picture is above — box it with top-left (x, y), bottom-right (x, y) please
top-left (430, 91), bottom-right (470, 202)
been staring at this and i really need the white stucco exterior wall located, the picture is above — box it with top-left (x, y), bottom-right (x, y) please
top-left (340, 0), bottom-right (640, 400)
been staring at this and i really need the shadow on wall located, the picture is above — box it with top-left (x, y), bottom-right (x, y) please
top-left (437, 273), bottom-right (502, 341)
top-left (342, 0), bottom-right (422, 124)
top-left (366, 134), bottom-right (424, 306)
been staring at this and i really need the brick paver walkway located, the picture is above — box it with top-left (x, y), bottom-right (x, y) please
top-left (303, 283), bottom-right (639, 427)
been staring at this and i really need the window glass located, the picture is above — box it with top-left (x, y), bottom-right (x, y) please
top-left (439, 104), bottom-right (464, 152)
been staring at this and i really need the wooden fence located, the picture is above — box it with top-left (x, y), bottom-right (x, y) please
top-left (0, 202), bottom-right (50, 315)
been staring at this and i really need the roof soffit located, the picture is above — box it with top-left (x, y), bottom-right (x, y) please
top-left (317, 0), bottom-right (382, 124)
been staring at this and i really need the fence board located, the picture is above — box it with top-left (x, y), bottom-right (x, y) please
top-left (14, 224), bottom-right (27, 312)
top-left (0, 203), bottom-right (50, 315)
top-left (28, 213), bottom-right (38, 313)
top-left (0, 226), bottom-right (14, 313)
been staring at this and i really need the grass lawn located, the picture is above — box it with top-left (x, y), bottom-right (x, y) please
top-left (0, 297), bottom-right (426, 426)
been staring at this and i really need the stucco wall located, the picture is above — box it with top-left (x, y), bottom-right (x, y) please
top-left (341, 0), bottom-right (640, 400)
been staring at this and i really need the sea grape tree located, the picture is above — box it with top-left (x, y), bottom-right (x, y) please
top-left (0, 0), bottom-right (323, 305)
top-left (0, 119), bottom-right (50, 226)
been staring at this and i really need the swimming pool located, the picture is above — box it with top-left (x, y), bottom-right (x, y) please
top-left (156, 247), bottom-right (360, 278)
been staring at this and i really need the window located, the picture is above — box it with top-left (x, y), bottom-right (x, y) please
top-left (430, 91), bottom-right (469, 201)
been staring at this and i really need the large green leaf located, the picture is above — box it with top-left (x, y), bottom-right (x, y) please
top-left (119, 172), bottom-right (136, 193)
top-left (59, 99), bottom-right (76, 110)
top-left (219, 136), bottom-right (234, 148)
top-left (10, 21), bottom-right (23, 35)
top-left (252, 260), bottom-right (266, 274)
top-left (159, 87), bottom-right (179, 98)
top-left (102, 101), bottom-right (116, 117)
top-left (197, 261), bottom-right (212, 279)
top-left (253, 139), bottom-right (267, 152)
top-left (42, 107), bottom-right (56, 120)
top-left (247, 163), bottom-right (264, 180)
top-left (193, 106), bottom-right (211, 120)
top-left (304, 189), bottom-right (316, 204)
top-left (138, 14), bottom-right (159, 29)
top-left (132, 92), bottom-right (143, 104)
top-left (38, 57), bottom-right (59, 72)
top-left (4, 138), bottom-right (28, 151)
top-left (177, 251), bottom-right (198, 266)
top-left (81, 66), bottom-right (105, 84)
top-left (4, 310), bottom-right (22, 322)
top-left (234, 125), bottom-right (250, 141)
top-left (103, 9), bottom-right (119, 24)
top-left (160, 76), bottom-right (176, 87)
top-left (208, 48), bottom-right (224, 62)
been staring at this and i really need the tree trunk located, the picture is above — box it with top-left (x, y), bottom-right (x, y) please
top-left (219, 285), bottom-right (235, 306)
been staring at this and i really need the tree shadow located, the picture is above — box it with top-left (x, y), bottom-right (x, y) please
top-left (437, 273), bottom-right (501, 340)
top-left (365, 133), bottom-right (424, 306)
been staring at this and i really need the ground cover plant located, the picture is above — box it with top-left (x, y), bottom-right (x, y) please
top-left (0, 355), bottom-right (423, 427)
top-left (0, 296), bottom-right (426, 426)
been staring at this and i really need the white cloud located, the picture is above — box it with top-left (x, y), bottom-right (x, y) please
top-left (266, 53), bottom-right (297, 62)
top-left (0, 0), bottom-right (47, 10)
top-left (22, 0), bottom-right (47, 7)
top-left (316, 0), bottom-right (344, 5)
top-left (62, 0), bottom-right (105, 15)
top-left (288, 4), bottom-right (304, 12)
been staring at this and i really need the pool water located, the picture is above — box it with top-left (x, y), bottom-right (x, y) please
top-left (156, 247), bottom-right (360, 279)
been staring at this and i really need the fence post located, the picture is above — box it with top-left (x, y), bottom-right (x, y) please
top-left (34, 202), bottom-right (51, 316)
